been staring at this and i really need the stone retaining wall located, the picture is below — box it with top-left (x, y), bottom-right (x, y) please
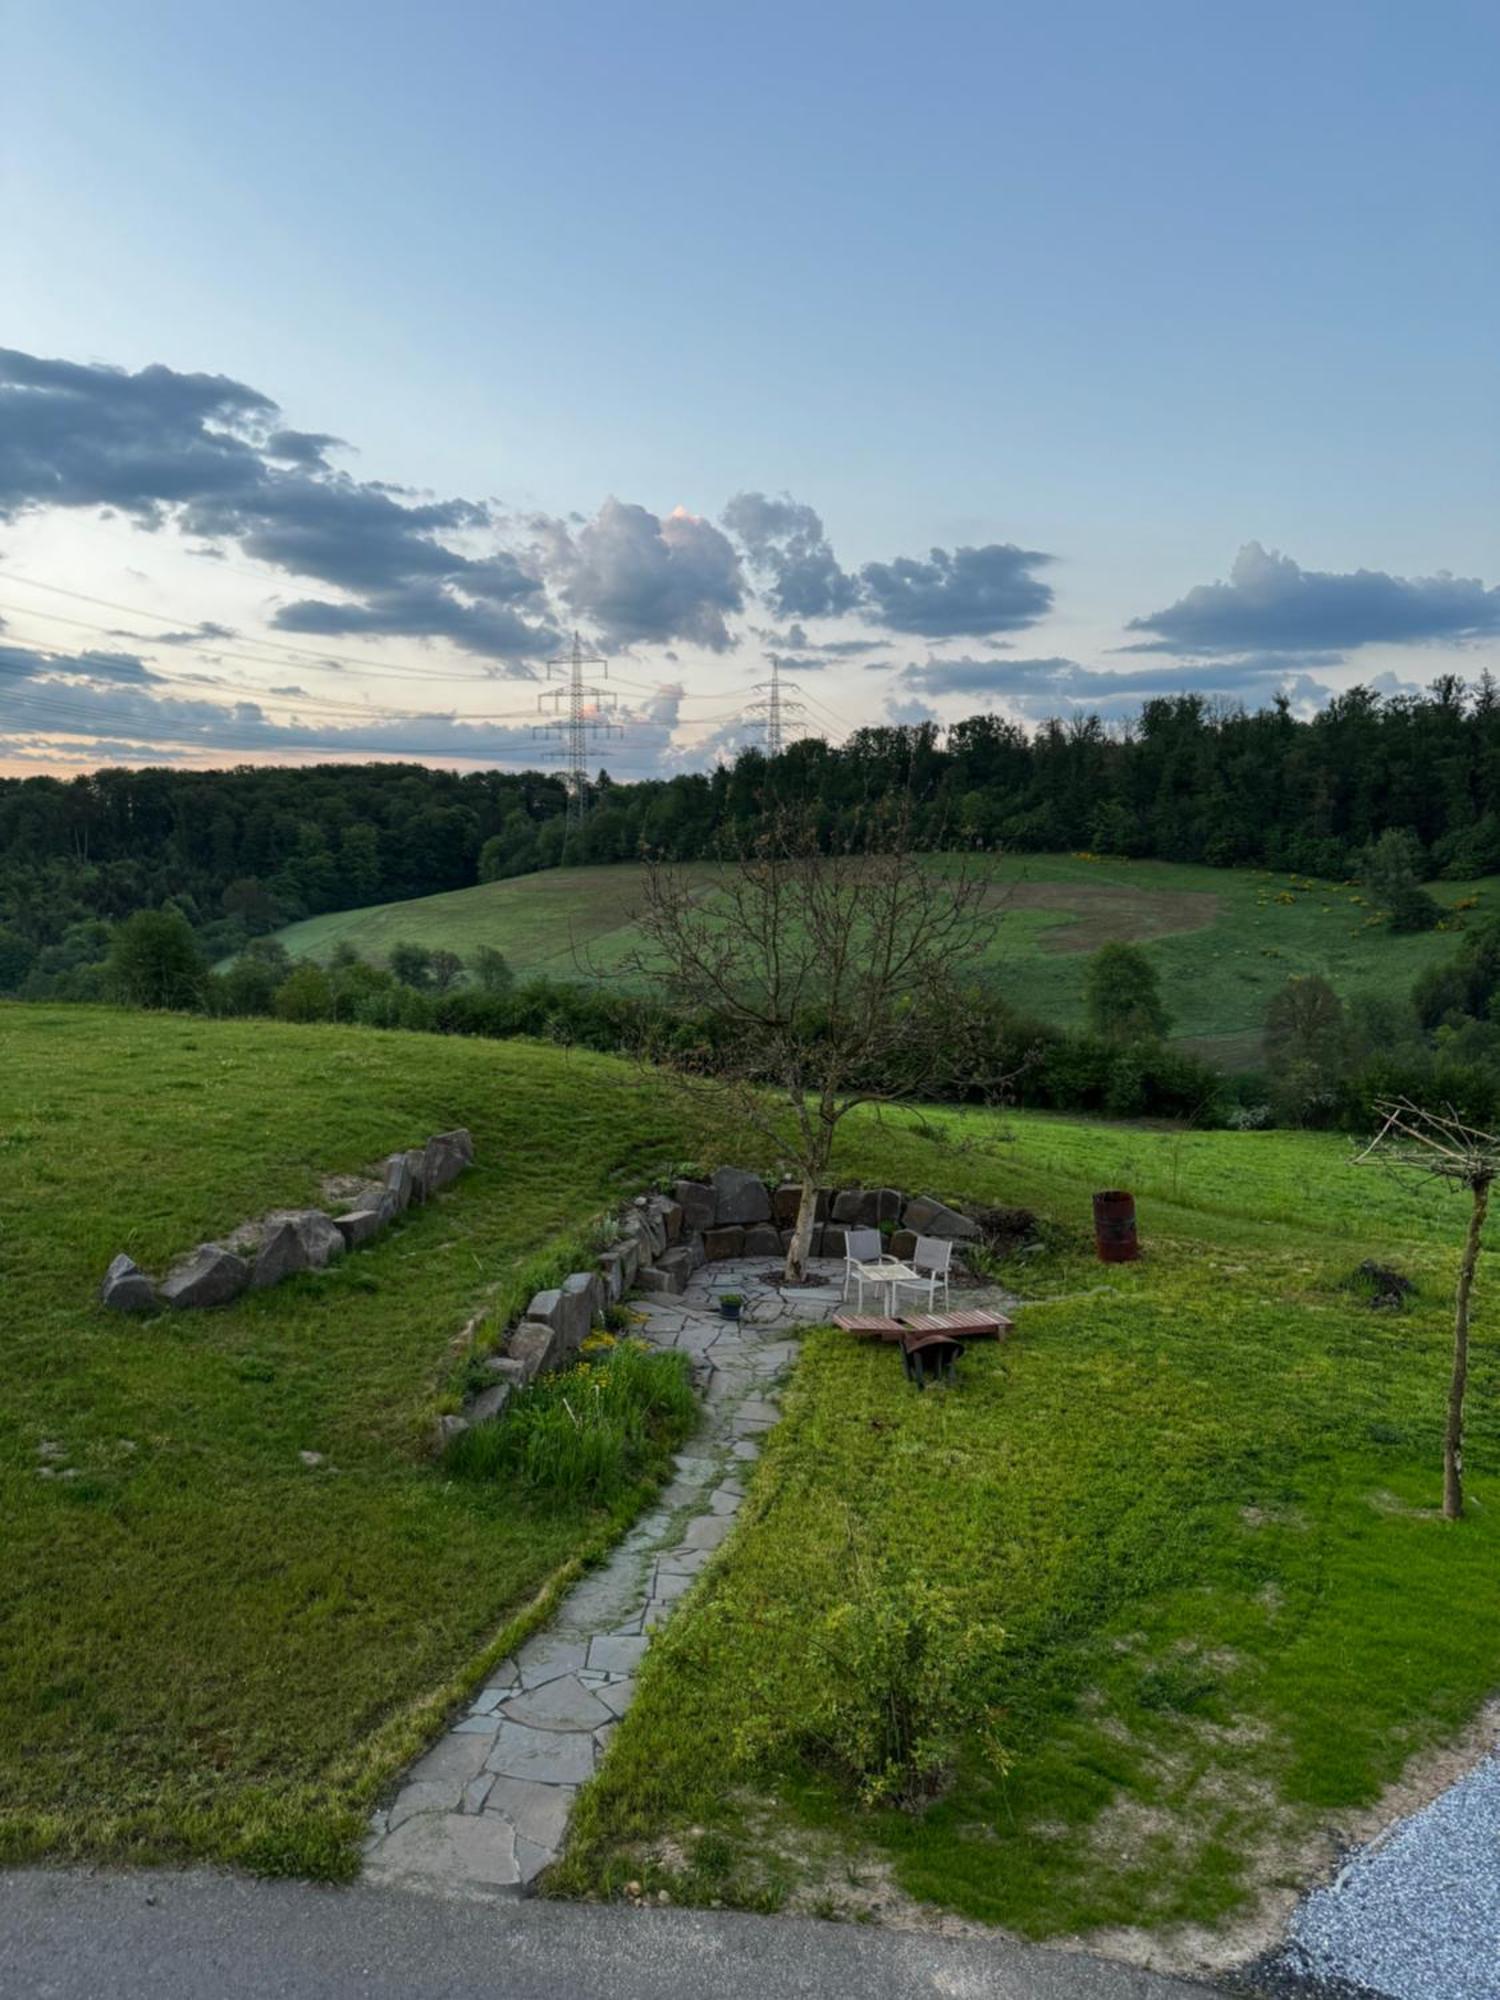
top-left (445, 1166), bottom-right (1008, 1445)
top-left (99, 1129), bottom-right (475, 1314)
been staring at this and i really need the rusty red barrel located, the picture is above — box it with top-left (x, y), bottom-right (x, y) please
top-left (1092, 1189), bottom-right (1139, 1263)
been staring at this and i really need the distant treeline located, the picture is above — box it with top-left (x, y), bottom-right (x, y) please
top-left (6, 679), bottom-right (1500, 970)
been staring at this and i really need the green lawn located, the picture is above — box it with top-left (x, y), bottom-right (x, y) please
top-left (267, 854), bottom-right (1492, 1067)
top-left (8, 999), bottom-right (1500, 1950)
top-left (0, 1002), bottom-right (705, 1876)
top-left (553, 1105), bottom-right (1500, 1943)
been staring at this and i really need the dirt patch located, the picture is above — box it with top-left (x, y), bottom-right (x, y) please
top-left (982, 880), bottom-right (1220, 955)
top-left (1074, 1699), bottom-right (1500, 1982)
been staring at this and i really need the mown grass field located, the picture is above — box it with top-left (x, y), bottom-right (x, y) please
top-left (268, 854), bottom-right (1493, 1068)
top-left (554, 1105), bottom-right (1500, 1946)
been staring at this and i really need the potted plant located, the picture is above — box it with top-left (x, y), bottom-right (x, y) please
top-left (719, 1291), bottom-right (743, 1322)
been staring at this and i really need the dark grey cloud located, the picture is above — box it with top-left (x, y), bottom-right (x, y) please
top-left (128, 620), bottom-right (237, 646)
top-left (723, 492), bottom-right (860, 619)
top-left (265, 429), bottom-right (343, 469)
top-left (1128, 542), bottom-right (1500, 655)
top-left (859, 542), bottom-right (1054, 637)
top-left (1, 641), bottom-right (158, 686)
top-left (538, 498), bottom-right (745, 651)
top-left (0, 347), bottom-right (558, 667)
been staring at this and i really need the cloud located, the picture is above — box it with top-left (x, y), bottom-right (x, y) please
top-left (0, 347), bottom-right (558, 667)
top-left (859, 542), bottom-right (1054, 637)
top-left (723, 492), bottom-right (859, 619)
top-left (898, 651), bottom-right (1361, 722)
top-left (265, 429), bottom-right (343, 469)
top-left (129, 620), bottom-right (237, 646)
top-left (0, 635), bottom-right (680, 767)
top-left (1127, 542), bottom-right (1500, 656)
top-left (884, 694), bottom-right (938, 727)
top-left (538, 498), bottom-right (745, 651)
top-left (1, 641), bottom-right (158, 686)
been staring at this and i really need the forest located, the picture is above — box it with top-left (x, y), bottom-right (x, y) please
top-left (5, 678), bottom-right (1500, 980)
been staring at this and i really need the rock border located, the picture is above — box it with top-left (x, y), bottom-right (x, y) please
top-left (443, 1167), bottom-right (1019, 1445)
top-left (99, 1129), bottom-right (475, 1314)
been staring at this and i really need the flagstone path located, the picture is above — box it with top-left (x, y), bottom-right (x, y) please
top-left (363, 1255), bottom-right (849, 1899)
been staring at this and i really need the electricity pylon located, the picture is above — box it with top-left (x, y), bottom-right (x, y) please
top-left (745, 654), bottom-right (808, 757)
top-left (534, 631), bottom-right (622, 821)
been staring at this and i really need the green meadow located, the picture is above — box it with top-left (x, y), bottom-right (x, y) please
top-left (268, 854), bottom-right (1492, 1068)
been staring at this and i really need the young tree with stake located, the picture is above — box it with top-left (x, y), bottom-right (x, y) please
top-left (1356, 1097), bottom-right (1499, 1520)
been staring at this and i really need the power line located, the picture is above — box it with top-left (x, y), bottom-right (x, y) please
top-left (0, 572), bottom-right (542, 685)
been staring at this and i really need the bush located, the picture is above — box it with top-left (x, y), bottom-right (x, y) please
top-left (444, 1343), bottom-right (696, 1505)
top-left (272, 963), bottom-right (336, 1022)
top-left (1083, 941), bottom-right (1171, 1043)
top-left (743, 1560), bottom-right (1006, 1810)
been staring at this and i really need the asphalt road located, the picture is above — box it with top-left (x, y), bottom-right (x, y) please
top-left (0, 1868), bottom-right (1216, 2000)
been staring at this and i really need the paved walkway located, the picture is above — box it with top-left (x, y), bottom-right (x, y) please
top-left (364, 1255), bottom-right (849, 1897)
top-left (0, 1866), bottom-right (1215, 2000)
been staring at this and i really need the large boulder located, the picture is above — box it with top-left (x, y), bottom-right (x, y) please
top-left (597, 1245), bottom-right (629, 1303)
top-left (743, 1224), bottom-right (781, 1257)
top-left (560, 1271), bottom-right (603, 1347)
top-left (831, 1187), bottom-right (904, 1227)
top-left (712, 1168), bottom-right (771, 1227)
top-left (467, 1382), bottom-right (511, 1425)
top-left (335, 1198), bottom-right (393, 1250)
top-left (637, 1247), bottom-right (692, 1295)
top-left (703, 1225), bottom-right (745, 1261)
top-left (160, 1243), bottom-right (250, 1310)
top-left (507, 1320), bottom-right (558, 1382)
top-left (263, 1208), bottom-right (346, 1272)
top-left (383, 1152), bottom-right (417, 1211)
top-left (402, 1147), bottom-right (430, 1203)
top-left (422, 1130), bottom-right (472, 1194)
top-left (251, 1219), bottom-right (309, 1289)
top-left (673, 1180), bottom-right (715, 1232)
top-left (902, 1195), bottom-right (980, 1240)
top-left (100, 1253), bottom-right (157, 1313)
top-left (653, 1197), bottom-right (685, 1245)
top-left (771, 1183), bottom-right (804, 1228)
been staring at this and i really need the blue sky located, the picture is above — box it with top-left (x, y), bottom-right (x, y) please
top-left (2, 0), bottom-right (1497, 774)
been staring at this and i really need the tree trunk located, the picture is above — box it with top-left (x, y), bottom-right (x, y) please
top-left (784, 1176), bottom-right (821, 1285)
top-left (1445, 1177), bottom-right (1490, 1520)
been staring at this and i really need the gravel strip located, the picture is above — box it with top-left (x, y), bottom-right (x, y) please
top-left (1264, 1752), bottom-right (1500, 1999)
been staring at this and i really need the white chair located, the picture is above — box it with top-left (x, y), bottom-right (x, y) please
top-left (895, 1236), bottom-right (953, 1312)
top-left (842, 1228), bottom-right (902, 1308)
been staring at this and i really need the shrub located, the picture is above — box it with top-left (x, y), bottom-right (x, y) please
top-left (444, 1343), bottom-right (696, 1505)
top-left (272, 963), bottom-right (336, 1022)
top-left (739, 1559), bottom-right (1007, 1810)
top-left (1083, 941), bottom-right (1171, 1043)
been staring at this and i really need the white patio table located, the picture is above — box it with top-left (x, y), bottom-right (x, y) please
top-left (849, 1257), bottom-right (918, 1314)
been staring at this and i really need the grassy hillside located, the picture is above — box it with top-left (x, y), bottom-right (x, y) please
top-left (0, 1003), bottom-right (706, 1876)
top-left (6, 998), bottom-right (1499, 1942)
top-left (268, 854), bottom-right (1492, 1066)
top-left (558, 1102), bottom-right (1500, 1943)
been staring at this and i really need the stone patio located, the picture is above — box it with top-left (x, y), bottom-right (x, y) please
top-left (363, 1255), bottom-right (849, 1898)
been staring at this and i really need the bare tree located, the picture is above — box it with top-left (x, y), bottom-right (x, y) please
top-left (622, 808), bottom-right (1001, 1282)
top-left (1355, 1097), bottom-right (1500, 1519)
